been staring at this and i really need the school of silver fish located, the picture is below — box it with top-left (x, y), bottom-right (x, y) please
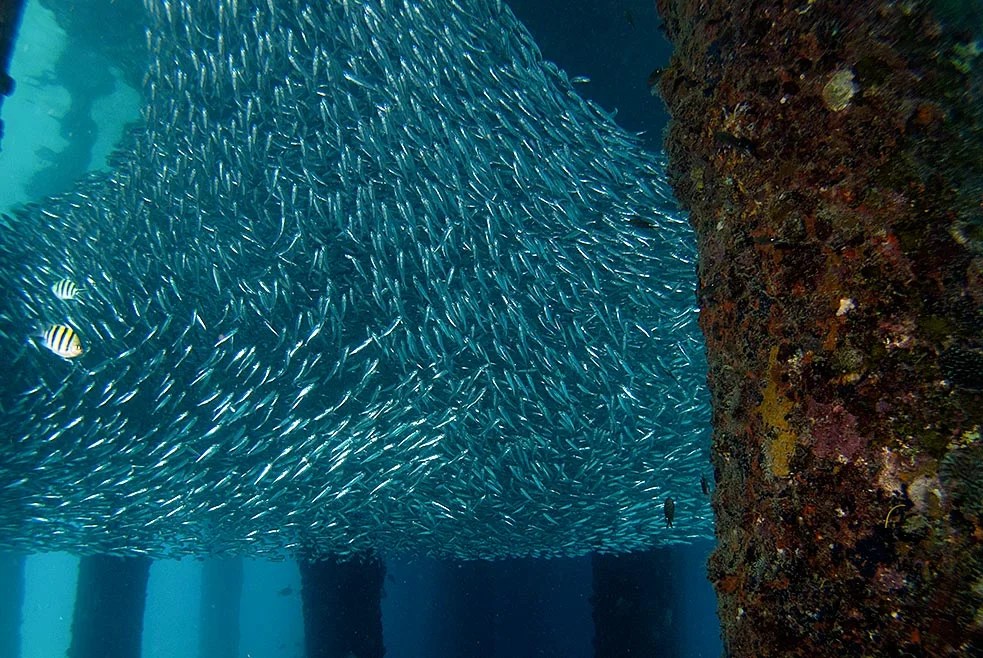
top-left (0, 0), bottom-right (712, 559)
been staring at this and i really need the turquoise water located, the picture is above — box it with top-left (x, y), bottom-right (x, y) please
top-left (0, 2), bottom-right (140, 212)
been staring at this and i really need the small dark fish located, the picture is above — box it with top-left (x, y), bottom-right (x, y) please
top-left (664, 497), bottom-right (675, 528)
top-left (647, 67), bottom-right (664, 96)
top-left (700, 475), bottom-right (709, 496)
top-left (628, 215), bottom-right (656, 231)
top-left (277, 586), bottom-right (293, 597)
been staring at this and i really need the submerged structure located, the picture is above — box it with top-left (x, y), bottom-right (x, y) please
top-left (0, 0), bottom-right (26, 150)
top-left (0, 0), bottom-right (711, 559)
top-left (656, 0), bottom-right (982, 654)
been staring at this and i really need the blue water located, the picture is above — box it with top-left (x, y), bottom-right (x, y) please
top-left (0, 0), bottom-right (720, 656)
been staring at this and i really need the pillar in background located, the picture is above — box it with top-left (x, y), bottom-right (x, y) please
top-left (300, 553), bottom-right (385, 658)
top-left (591, 550), bottom-right (675, 658)
top-left (655, 0), bottom-right (982, 655)
top-left (0, 0), bottom-right (27, 147)
top-left (198, 558), bottom-right (243, 658)
top-left (429, 560), bottom-right (496, 657)
top-left (0, 553), bottom-right (26, 658)
top-left (591, 544), bottom-right (721, 658)
top-left (67, 555), bottom-right (152, 658)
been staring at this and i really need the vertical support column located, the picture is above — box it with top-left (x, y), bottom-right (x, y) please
top-left (67, 555), bottom-right (152, 658)
top-left (591, 550), bottom-right (677, 658)
top-left (432, 561), bottom-right (496, 658)
top-left (300, 553), bottom-right (385, 658)
top-left (0, 553), bottom-right (25, 658)
top-left (654, 0), bottom-right (983, 655)
top-left (198, 558), bottom-right (243, 658)
top-left (0, 0), bottom-right (27, 148)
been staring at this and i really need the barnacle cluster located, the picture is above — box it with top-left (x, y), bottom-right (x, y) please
top-left (822, 69), bottom-right (858, 112)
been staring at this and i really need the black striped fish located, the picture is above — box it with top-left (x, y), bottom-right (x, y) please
top-left (51, 279), bottom-right (80, 300)
top-left (43, 324), bottom-right (83, 359)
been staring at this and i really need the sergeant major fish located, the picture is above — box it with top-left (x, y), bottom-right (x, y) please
top-left (51, 279), bottom-right (81, 300)
top-left (43, 324), bottom-right (83, 359)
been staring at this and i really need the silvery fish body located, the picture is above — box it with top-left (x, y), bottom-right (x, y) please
top-left (0, 0), bottom-right (711, 559)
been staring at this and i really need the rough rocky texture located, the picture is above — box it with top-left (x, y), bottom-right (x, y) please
top-left (655, 0), bottom-right (983, 655)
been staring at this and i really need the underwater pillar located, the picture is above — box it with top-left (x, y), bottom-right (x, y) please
top-left (591, 550), bottom-right (679, 658)
top-left (197, 558), bottom-right (243, 658)
top-left (0, 0), bottom-right (26, 148)
top-left (431, 560), bottom-right (496, 657)
top-left (67, 555), bottom-right (152, 658)
top-left (655, 0), bottom-right (983, 656)
top-left (299, 553), bottom-right (385, 658)
top-left (0, 553), bottom-right (25, 658)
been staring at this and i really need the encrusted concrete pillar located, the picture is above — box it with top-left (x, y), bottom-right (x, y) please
top-left (655, 0), bottom-right (982, 655)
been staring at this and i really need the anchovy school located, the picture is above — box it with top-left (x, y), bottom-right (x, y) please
top-left (0, 0), bottom-right (711, 559)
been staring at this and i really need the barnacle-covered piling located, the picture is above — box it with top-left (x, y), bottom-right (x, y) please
top-left (655, 0), bottom-right (983, 655)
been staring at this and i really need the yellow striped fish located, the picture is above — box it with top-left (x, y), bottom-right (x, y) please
top-left (51, 279), bottom-right (80, 300)
top-left (43, 324), bottom-right (83, 359)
